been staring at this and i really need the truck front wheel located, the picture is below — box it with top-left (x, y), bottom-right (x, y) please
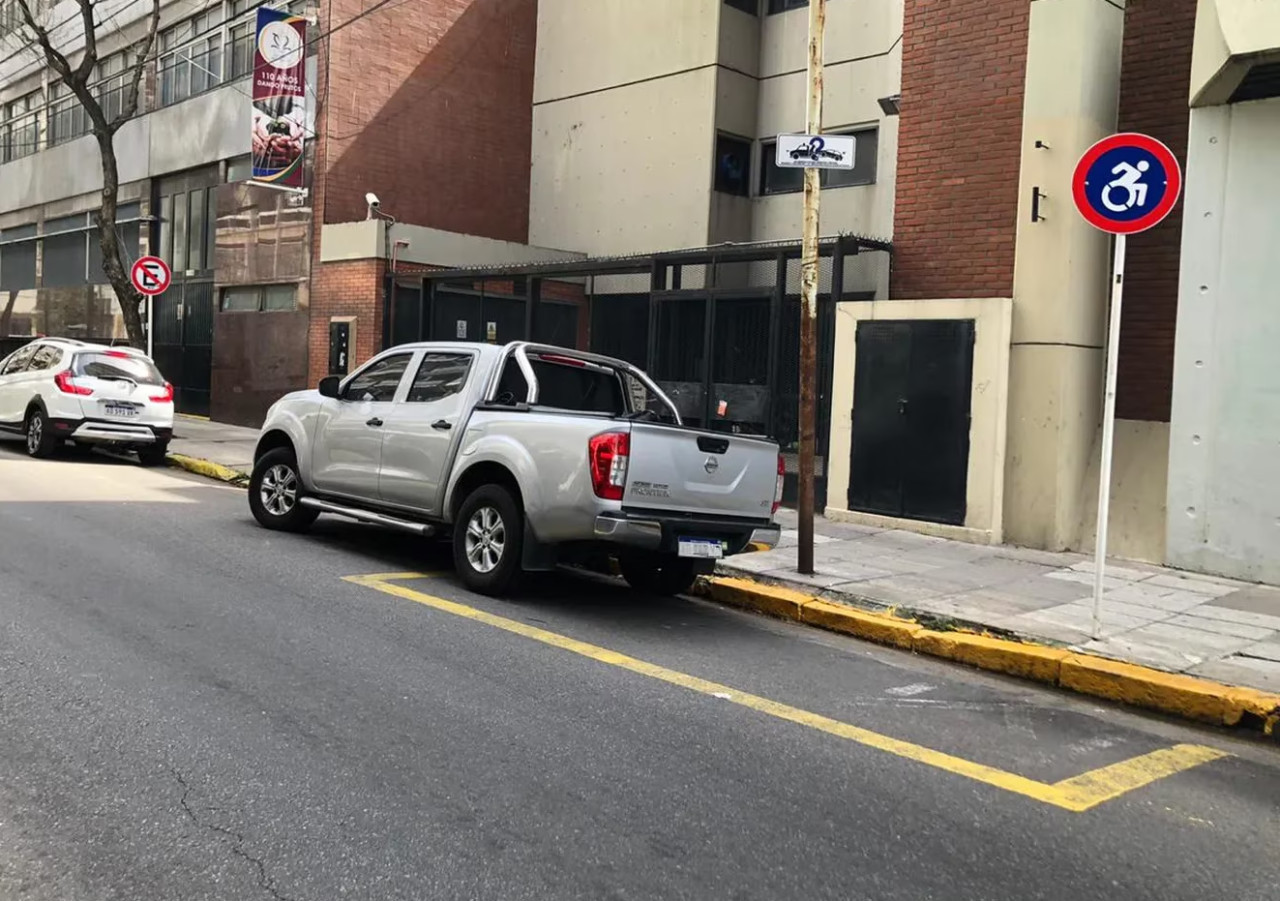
top-left (619, 555), bottom-right (698, 597)
top-left (453, 484), bottom-right (523, 596)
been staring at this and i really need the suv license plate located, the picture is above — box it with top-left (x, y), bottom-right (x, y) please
top-left (104, 404), bottom-right (138, 418)
top-left (678, 539), bottom-right (723, 559)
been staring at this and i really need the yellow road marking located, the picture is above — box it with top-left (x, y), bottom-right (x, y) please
top-left (344, 572), bottom-right (1230, 813)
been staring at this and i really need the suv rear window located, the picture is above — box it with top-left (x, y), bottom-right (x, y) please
top-left (73, 352), bottom-right (165, 385)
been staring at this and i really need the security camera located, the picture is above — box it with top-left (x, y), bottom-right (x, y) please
top-left (365, 192), bottom-right (381, 219)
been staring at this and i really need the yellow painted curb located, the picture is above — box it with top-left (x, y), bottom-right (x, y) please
top-left (706, 577), bottom-right (812, 620)
top-left (167, 453), bottom-right (249, 484)
top-left (801, 599), bottom-right (921, 650)
top-left (705, 576), bottom-right (1280, 736)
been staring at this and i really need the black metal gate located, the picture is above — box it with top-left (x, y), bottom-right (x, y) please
top-left (408, 236), bottom-right (894, 511)
top-left (151, 280), bottom-right (214, 416)
top-left (848, 319), bottom-right (975, 526)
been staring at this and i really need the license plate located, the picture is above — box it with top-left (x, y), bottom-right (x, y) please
top-left (678, 538), bottom-right (723, 559)
top-left (103, 404), bottom-right (138, 418)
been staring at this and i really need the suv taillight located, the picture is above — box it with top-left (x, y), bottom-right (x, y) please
top-left (54, 370), bottom-right (92, 396)
top-left (150, 382), bottom-right (174, 403)
top-left (773, 453), bottom-right (785, 514)
top-left (589, 431), bottom-right (630, 501)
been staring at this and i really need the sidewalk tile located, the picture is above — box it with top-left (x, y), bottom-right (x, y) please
top-left (990, 615), bottom-right (1092, 646)
top-left (802, 561), bottom-right (896, 583)
top-left (1143, 573), bottom-right (1241, 598)
top-left (1165, 614), bottom-right (1276, 641)
top-left (1207, 585), bottom-right (1280, 616)
top-left (1240, 639), bottom-right (1280, 663)
top-left (990, 546), bottom-right (1082, 568)
top-left (1100, 621), bottom-right (1258, 663)
top-left (1068, 561), bottom-right (1153, 582)
top-left (995, 575), bottom-right (1093, 605)
top-left (1079, 636), bottom-right (1201, 672)
top-left (839, 575), bottom-right (954, 606)
top-left (945, 591), bottom-right (1054, 620)
top-left (1045, 570), bottom-right (1130, 591)
top-left (1099, 585), bottom-right (1213, 613)
top-left (1189, 603), bottom-right (1280, 631)
top-left (1190, 656), bottom-right (1280, 692)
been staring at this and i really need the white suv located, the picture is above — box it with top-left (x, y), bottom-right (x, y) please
top-left (0, 338), bottom-right (175, 464)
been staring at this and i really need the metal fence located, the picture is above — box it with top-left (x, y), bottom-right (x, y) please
top-left (386, 236), bottom-right (891, 508)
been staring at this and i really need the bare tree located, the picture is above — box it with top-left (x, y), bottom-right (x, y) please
top-left (0, 288), bottom-right (17, 336)
top-left (15, 0), bottom-right (161, 349)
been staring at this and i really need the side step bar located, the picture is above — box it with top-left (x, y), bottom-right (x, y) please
top-left (299, 496), bottom-right (437, 537)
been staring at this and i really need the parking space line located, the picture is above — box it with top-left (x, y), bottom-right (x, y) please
top-left (344, 572), bottom-right (1231, 813)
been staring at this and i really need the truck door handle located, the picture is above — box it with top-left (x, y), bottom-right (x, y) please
top-left (432, 420), bottom-right (452, 431)
top-left (366, 417), bottom-right (383, 427)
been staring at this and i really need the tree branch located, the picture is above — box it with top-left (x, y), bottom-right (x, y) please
top-left (14, 0), bottom-right (75, 83)
top-left (74, 0), bottom-right (98, 82)
top-left (115, 0), bottom-right (160, 131)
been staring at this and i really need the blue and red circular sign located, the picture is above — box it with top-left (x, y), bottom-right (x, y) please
top-left (1072, 133), bottom-right (1182, 235)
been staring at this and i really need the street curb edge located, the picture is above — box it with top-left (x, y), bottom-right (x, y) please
top-left (167, 453), bottom-right (250, 485)
top-left (700, 576), bottom-right (1280, 737)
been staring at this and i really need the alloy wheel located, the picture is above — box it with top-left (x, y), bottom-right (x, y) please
top-left (464, 506), bottom-right (506, 574)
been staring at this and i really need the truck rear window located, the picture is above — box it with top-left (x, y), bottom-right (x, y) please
top-left (73, 352), bottom-right (165, 385)
top-left (493, 357), bottom-right (626, 415)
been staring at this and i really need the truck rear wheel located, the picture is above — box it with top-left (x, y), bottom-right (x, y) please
top-left (619, 555), bottom-right (698, 597)
top-left (453, 483), bottom-right (523, 596)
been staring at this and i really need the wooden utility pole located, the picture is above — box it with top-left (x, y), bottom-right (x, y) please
top-left (797, 0), bottom-right (826, 575)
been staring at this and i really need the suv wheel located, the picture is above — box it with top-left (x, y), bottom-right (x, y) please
top-left (619, 554), bottom-right (698, 597)
top-left (248, 447), bottom-right (318, 532)
top-left (25, 409), bottom-right (58, 459)
top-left (453, 484), bottom-right (523, 596)
top-left (137, 441), bottom-right (170, 467)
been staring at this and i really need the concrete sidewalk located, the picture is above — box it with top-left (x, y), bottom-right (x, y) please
top-left (165, 416), bottom-right (1280, 695)
top-left (725, 508), bottom-right (1280, 693)
top-left (169, 415), bottom-right (258, 475)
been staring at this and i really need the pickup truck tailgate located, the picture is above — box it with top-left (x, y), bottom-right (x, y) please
top-left (623, 423), bottom-right (778, 519)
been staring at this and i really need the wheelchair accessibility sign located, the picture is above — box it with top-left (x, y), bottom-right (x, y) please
top-left (1072, 133), bottom-right (1182, 235)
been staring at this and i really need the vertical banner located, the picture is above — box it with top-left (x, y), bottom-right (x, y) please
top-left (251, 7), bottom-right (307, 188)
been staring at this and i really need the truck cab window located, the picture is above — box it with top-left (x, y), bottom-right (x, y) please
top-left (343, 353), bottom-right (411, 402)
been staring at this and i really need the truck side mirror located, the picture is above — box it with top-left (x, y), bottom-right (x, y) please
top-left (318, 375), bottom-right (342, 399)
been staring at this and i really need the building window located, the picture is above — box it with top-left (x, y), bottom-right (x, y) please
top-left (759, 127), bottom-right (878, 195)
top-left (767, 0), bottom-right (808, 12)
top-left (1, 92), bottom-right (41, 163)
top-left (714, 133), bottom-right (752, 197)
top-left (48, 81), bottom-right (90, 146)
top-left (0, 224), bottom-right (37, 291)
top-left (221, 284), bottom-right (298, 312)
top-left (158, 7), bottom-right (225, 106)
top-left (724, 0), bottom-right (758, 14)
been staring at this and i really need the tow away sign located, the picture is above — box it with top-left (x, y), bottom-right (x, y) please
top-left (775, 134), bottom-right (856, 170)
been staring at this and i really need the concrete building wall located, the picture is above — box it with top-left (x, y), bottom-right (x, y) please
top-left (528, 0), bottom-right (721, 256)
top-left (1167, 97), bottom-right (1280, 583)
top-left (1003, 0), bottom-right (1126, 552)
top-left (0, 83), bottom-right (247, 216)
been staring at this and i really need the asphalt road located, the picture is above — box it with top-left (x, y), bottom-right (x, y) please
top-left (0, 443), bottom-right (1277, 901)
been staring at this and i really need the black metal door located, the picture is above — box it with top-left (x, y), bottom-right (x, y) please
top-left (151, 279), bottom-right (213, 417)
top-left (534, 301), bottom-right (578, 348)
top-left (848, 319), bottom-right (975, 525)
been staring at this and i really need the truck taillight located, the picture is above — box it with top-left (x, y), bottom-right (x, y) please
top-left (54, 370), bottom-right (92, 396)
top-left (589, 431), bottom-right (630, 501)
top-left (773, 453), bottom-right (785, 514)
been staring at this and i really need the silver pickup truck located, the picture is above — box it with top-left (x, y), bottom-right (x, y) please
top-left (248, 342), bottom-right (782, 596)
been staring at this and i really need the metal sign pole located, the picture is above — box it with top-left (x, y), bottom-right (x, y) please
top-left (1091, 233), bottom-right (1126, 639)
top-left (146, 296), bottom-right (154, 359)
top-left (797, 0), bottom-right (826, 576)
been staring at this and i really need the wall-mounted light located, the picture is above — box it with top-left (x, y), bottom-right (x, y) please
top-left (877, 94), bottom-right (901, 117)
